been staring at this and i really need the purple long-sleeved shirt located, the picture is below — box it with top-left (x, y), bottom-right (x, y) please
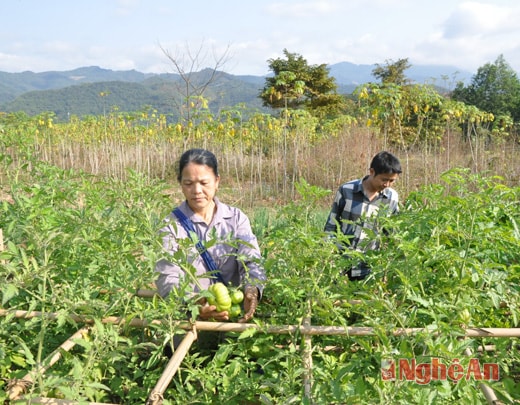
top-left (155, 198), bottom-right (266, 298)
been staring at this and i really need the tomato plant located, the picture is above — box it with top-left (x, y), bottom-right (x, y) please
top-left (1, 118), bottom-right (519, 403)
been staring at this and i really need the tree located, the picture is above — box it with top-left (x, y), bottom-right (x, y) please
top-left (372, 58), bottom-right (411, 85)
top-left (160, 40), bottom-right (231, 124)
top-left (452, 55), bottom-right (520, 122)
top-left (260, 49), bottom-right (345, 118)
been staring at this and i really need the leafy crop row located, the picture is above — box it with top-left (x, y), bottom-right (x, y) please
top-left (1, 146), bottom-right (518, 403)
top-left (2, 105), bottom-right (519, 208)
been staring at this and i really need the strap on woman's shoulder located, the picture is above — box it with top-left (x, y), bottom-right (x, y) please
top-left (173, 207), bottom-right (195, 233)
top-left (172, 207), bottom-right (223, 282)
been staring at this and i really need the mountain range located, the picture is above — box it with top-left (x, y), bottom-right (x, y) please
top-left (0, 63), bottom-right (474, 121)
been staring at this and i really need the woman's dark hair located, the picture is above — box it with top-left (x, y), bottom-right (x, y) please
top-left (177, 148), bottom-right (219, 182)
top-left (370, 151), bottom-right (402, 175)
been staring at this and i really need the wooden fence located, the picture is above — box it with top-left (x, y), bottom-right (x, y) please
top-left (1, 228), bottom-right (517, 404)
top-left (1, 302), bottom-right (518, 405)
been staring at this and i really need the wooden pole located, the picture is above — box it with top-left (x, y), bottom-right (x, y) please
top-left (302, 300), bottom-right (313, 403)
top-left (0, 228), bottom-right (5, 265)
top-left (98, 288), bottom-right (159, 298)
top-left (7, 327), bottom-right (91, 400)
top-left (2, 309), bottom-right (520, 337)
top-left (136, 289), bottom-right (159, 298)
top-left (146, 327), bottom-right (197, 405)
top-left (11, 399), bottom-right (118, 405)
top-left (463, 348), bottom-right (502, 405)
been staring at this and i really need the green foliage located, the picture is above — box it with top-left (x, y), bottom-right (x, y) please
top-left (452, 54), bottom-right (520, 124)
top-left (256, 171), bottom-right (519, 403)
top-left (1, 74), bottom-right (268, 122)
top-left (260, 49), bottom-right (346, 118)
top-left (0, 160), bottom-right (176, 403)
top-left (392, 168), bottom-right (520, 328)
top-left (372, 58), bottom-right (412, 85)
top-left (356, 81), bottom-right (446, 146)
top-left (1, 146), bottom-right (519, 402)
top-left (356, 81), bottom-right (495, 147)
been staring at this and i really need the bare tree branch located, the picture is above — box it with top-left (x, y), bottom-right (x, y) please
top-left (159, 40), bottom-right (232, 127)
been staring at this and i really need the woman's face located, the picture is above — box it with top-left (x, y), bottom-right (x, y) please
top-left (180, 162), bottom-right (220, 213)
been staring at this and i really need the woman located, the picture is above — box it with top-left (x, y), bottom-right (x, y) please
top-left (155, 148), bottom-right (266, 323)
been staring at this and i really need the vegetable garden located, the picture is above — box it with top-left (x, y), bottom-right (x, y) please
top-left (0, 110), bottom-right (519, 404)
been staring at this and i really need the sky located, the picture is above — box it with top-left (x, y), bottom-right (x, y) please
top-left (1, 0), bottom-right (519, 77)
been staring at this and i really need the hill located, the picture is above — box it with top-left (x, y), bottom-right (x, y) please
top-left (329, 61), bottom-right (470, 90)
top-left (0, 66), bottom-right (155, 105)
top-left (0, 68), bottom-right (269, 121)
top-left (0, 63), bottom-right (473, 121)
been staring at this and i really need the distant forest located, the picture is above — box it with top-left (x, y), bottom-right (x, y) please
top-left (0, 63), bottom-right (471, 121)
top-left (0, 72), bottom-right (270, 121)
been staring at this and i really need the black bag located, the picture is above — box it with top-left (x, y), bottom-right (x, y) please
top-left (345, 262), bottom-right (371, 281)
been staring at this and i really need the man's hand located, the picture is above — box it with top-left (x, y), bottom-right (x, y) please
top-left (238, 285), bottom-right (259, 323)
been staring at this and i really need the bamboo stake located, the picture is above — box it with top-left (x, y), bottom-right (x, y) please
top-left (143, 292), bottom-right (508, 310)
top-left (2, 309), bottom-right (520, 337)
top-left (12, 398), bottom-right (118, 405)
top-left (302, 301), bottom-right (313, 403)
top-left (98, 288), bottom-right (159, 298)
top-left (463, 348), bottom-right (502, 405)
top-left (136, 289), bottom-right (159, 298)
top-left (0, 309), bottom-right (163, 328)
top-left (333, 299), bottom-right (509, 309)
top-left (105, 290), bottom-right (510, 312)
top-left (146, 326), bottom-right (197, 405)
top-left (8, 326), bottom-right (91, 400)
top-left (0, 228), bottom-right (5, 265)
top-left (278, 343), bottom-right (497, 352)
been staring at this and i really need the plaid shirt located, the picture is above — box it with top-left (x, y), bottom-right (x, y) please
top-left (324, 176), bottom-right (399, 253)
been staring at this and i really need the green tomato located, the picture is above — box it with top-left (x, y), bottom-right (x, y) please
top-left (211, 282), bottom-right (226, 291)
top-left (230, 290), bottom-right (244, 304)
top-left (207, 292), bottom-right (217, 306)
top-left (211, 283), bottom-right (231, 302)
top-left (216, 302), bottom-right (232, 312)
top-left (208, 282), bottom-right (234, 313)
top-left (211, 282), bottom-right (228, 296)
top-left (217, 295), bottom-right (232, 308)
top-left (229, 304), bottom-right (241, 317)
top-left (460, 309), bottom-right (471, 325)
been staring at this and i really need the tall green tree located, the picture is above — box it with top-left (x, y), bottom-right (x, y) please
top-left (260, 49), bottom-right (345, 118)
top-left (452, 54), bottom-right (520, 122)
top-left (372, 58), bottom-right (412, 85)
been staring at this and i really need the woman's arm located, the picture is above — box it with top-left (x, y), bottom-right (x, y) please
top-left (235, 210), bottom-right (267, 296)
top-left (154, 222), bottom-right (185, 297)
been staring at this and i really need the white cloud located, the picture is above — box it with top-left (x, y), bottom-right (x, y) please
top-left (41, 41), bottom-right (77, 54)
top-left (1, 0), bottom-right (519, 76)
top-left (267, 0), bottom-right (338, 18)
top-left (115, 0), bottom-right (140, 16)
top-left (410, 2), bottom-right (520, 73)
top-left (442, 2), bottom-right (519, 38)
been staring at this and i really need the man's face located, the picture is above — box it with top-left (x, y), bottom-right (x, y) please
top-left (370, 169), bottom-right (399, 191)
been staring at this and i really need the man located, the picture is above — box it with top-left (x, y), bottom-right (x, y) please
top-left (324, 151), bottom-right (401, 280)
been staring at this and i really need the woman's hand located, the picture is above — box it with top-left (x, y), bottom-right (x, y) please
top-left (198, 300), bottom-right (229, 321)
top-left (238, 285), bottom-right (259, 323)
